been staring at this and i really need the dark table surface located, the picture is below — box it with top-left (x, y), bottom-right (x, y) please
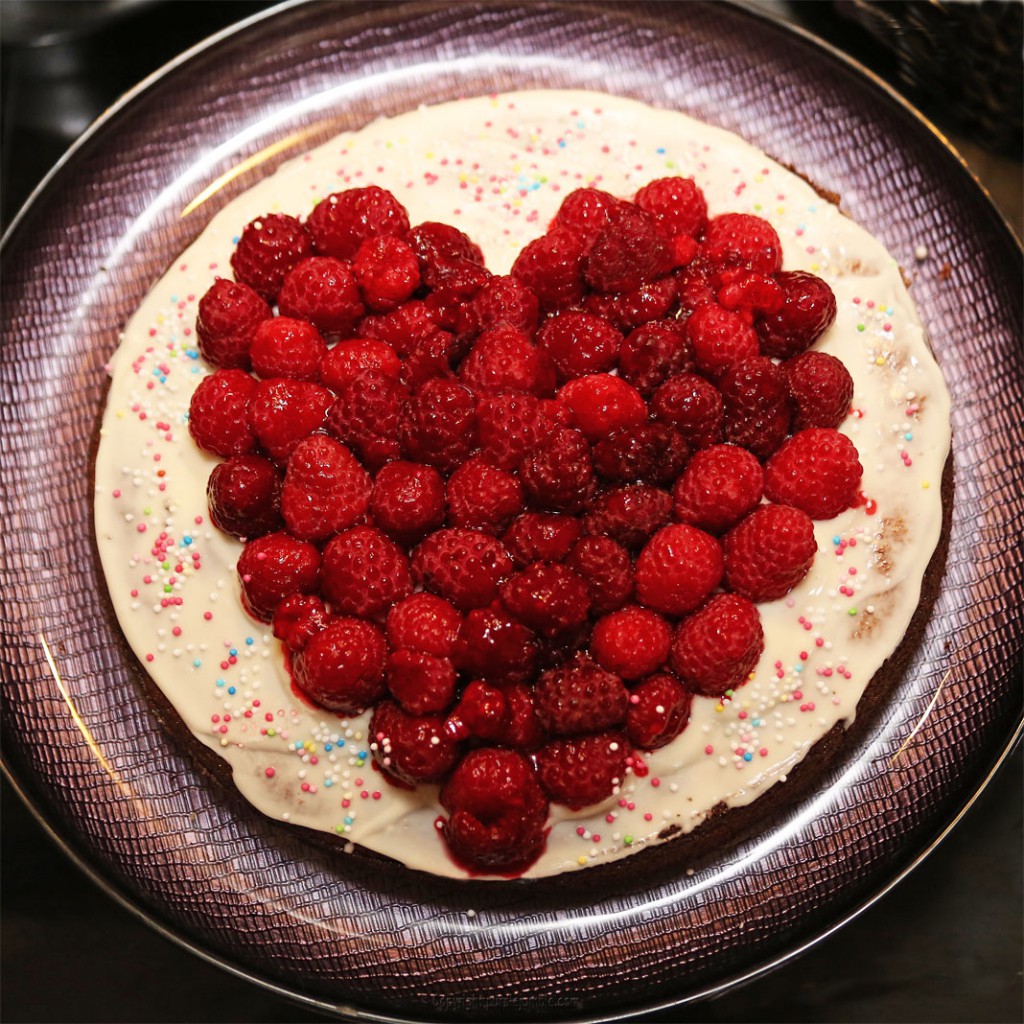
top-left (2, 3), bottom-right (1021, 1022)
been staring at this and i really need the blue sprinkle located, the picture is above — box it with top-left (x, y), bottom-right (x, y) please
top-left (245, 636), bottom-right (253, 645)
top-left (336, 739), bottom-right (346, 748)
top-left (794, 664), bottom-right (804, 674)
top-left (216, 679), bottom-right (225, 687)
top-left (832, 535), bottom-right (841, 545)
top-left (231, 235), bottom-right (240, 244)
top-left (182, 536), bottom-right (193, 546)
top-left (344, 815), bottom-right (353, 825)
top-left (227, 686), bottom-right (236, 695)
top-left (192, 659), bottom-right (201, 668)
top-left (324, 779), bottom-right (333, 788)
top-left (229, 648), bottom-right (238, 657)
top-left (294, 741), bottom-right (304, 750)
top-left (558, 139), bottom-right (566, 148)
top-left (752, 718), bottom-right (762, 728)
top-left (743, 751), bottom-right (753, 762)
top-left (904, 431), bottom-right (913, 441)
top-left (324, 743), bottom-right (333, 752)
top-left (656, 147), bottom-right (666, 154)
top-left (358, 750), bottom-right (367, 760)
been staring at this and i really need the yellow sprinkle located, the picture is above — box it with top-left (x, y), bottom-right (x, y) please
top-left (810, 263), bottom-right (820, 272)
top-left (776, 206), bottom-right (785, 215)
top-left (304, 741), bottom-right (317, 752)
top-left (116, 409), bottom-right (125, 419)
top-left (921, 480), bottom-right (930, 489)
top-left (425, 151), bottom-right (434, 160)
top-left (875, 356), bottom-right (886, 366)
top-left (577, 855), bottom-right (588, 866)
top-left (715, 703), bottom-right (725, 713)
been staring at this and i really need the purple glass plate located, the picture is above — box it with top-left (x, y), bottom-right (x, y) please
top-left (2, 2), bottom-right (1021, 1020)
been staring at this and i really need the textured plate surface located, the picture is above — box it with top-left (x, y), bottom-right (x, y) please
top-left (2, 1), bottom-right (1021, 1019)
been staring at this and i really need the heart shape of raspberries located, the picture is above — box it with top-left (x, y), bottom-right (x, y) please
top-left (188, 178), bottom-right (862, 875)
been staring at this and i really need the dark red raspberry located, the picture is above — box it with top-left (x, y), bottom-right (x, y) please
top-left (188, 369), bottom-right (257, 456)
top-left (458, 324), bottom-right (556, 397)
top-left (452, 606), bottom-right (538, 683)
top-left (718, 356), bottom-right (792, 460)
top-left (249, 317), bottom-right (327, 382)
top-left (401, 378), bottom-right (478, 474)
top-left (292, 617), bottom-right (387, 715)
top-left (230, 213), bottom-right (312, 301)
top-left (307, 186), bottom-right (410, 260)
top-left (716, 270), bottom-right (784, 319)
top-left (446, 456), bottom-right (524, 535)
top-left (557, 374), bottom-right (647, 442)
top-left (763, 428), bottom-right (863, 519)
top-left (584, 203), bottom-right (674, 294)
top-left (445, 681), bottom-right (544, 751)
top-left (246, 378), bottom-right (334, 462)
top-left (672, 443), bottom-right (764, 534)
top-left (469, 274), bottom-right (540, 337)
top-left (634, 523), bottom-right (724, 616)
top-left (321, 525), bottom-right (413, 618)
top-left (565, 536), bottom-right (634, 614)
top-left (533, 658), bottom-right (629, 736)
top-left (398, 329), bottom-right (457, 389)
top-left (686, 302), bottom-right (761, 381)
top-left (533, 731), bottom-right (630, 809)
top-left (370, 700), bottom-right (462, 786)
top-left (207, 453), bottom-right (283, 539)
top-left (358, 298), bottom-right (437, 354)
top-left (271, 594), bottom-right (331, 654)
top-left (700, 213), bottom-right (782, 277)
top-left (510, 226), bottom-right (587, 312)
top-left (756, 270), bottom-right (837, 358)
top-left (386, 592), bottom-right (462, 658)
top-left (723, 503), bottom-right (817, 602)
top-left (476, 393), bottom-right (558, 472)
top-left (409, 221), bottom-right (485, 279)
top-left (196, 278), bottom-right (271, 369)
top-left (236, 531), bottom-right (321, 622)
top-left (277, 256), bottom-right (365, 336)
top-left (325, 369), bottom-right (407, 470)
top-left (520, 427), bottom-right (594, 512)
top-left (386, 649), bottom-right (457, 715)
top-left (422, 260), bottom-right (492, 333)
top-left (592, 422), bottom-right (690, 487)
top-left (411, 528), bottom-right (514, 611)
top-left (672, 593), bottom-right (764, 696)
top-left (370, 460), bottom-right (446, 544)
top-left (583, 276), bottom-right (678, 332)
top-left (591, 605), bottom-right (672, 680)
top-left (502, 512), bottom-right (582, 567)
top-left (675, 261), bottom-right (717, 314)
top-left (583, 484), bottom-right (673, 550)
top-left (625, 673), bottom-right (693, 749)
top-left (650, 372), bottom-right (725, 451)
top-left (319, 338), bottom-right (401, 393)
top-left (783, 350), bottom-right (854, 430)
top-left (551, 187), bottom-right (629, 248)
top-left (499, 562), bottom-right (591, 638)
top-left (536, 311), bottom-right (623, 382)
top-left (634, 176), bottom-right (708, 238)
top-left (617, 319), bottom-right (695, 397)
top-left (352, 234), bottom-right (421, 312)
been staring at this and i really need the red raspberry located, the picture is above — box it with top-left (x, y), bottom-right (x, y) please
top-left (292, 617), bottom-right (387, 714)
top-left (321, 525), bottom-right (412, 618)
top-left (763, 428), bottom-right (864, 519)
top-left (358, 299), bottom-right (436, 354)
top-left (352, 234), bottom-right (421, 312)
top-left (196, 278), bottom-right (271, 369)
top-left (271, 593), bottom-right (331, 654)
top-left (319, 338), bottom-right (401, 393)
top-left (249, 317), bottom-right (326, 382)
top-left (551, 187), bottom-right (628, 248)
top-left (230, 213), bottom-right (312, 301)
top-left (520, 427), bottom-right (594, 512)
top-left (446, 456), bottom-right (524, 535)
top-left (510, 226), bottom-right (587, 312)
top-left (716, 270), bottom-right (784, 319)
top-left (536, 311), bottom-right (623, 382)
top-left (440, 748), bottom-right (549, 873)
top-left (592, 422), bottom-right (690, 487)
top-left (277, 257), bottom-right (364, 336)
top-left (247, 378), bottom-right (334, 462)
top-left (502, 512), bottom-right (582, 567)
top-left (686, 302), bottom-right (761, 381)
top-left (386, 592), bottom-right (462, 658)
top-left (236, 530), bottom-right (321, 622)
top-left (723, 503), bottom-right (817, 602)
top-left (583, 276), bottom-right (678, 332)
top-left (617, 319), bottom-right (695, 397)
top-left (401, 378), bottom-right (478, 474)
top-left (458, 325), bottom-right (556, 397)
top-left (476, 393), bottom-right (558, 472)
top-left (207, 453), bottom-right (283, 539)
top-left (280, 435), bottom-right (371, 542)
top-left (757, 270), bottom-right (837, 358)
top-left (557, 374), bottom-right (647, 442)
top-left (635, 523), bottom-right (724, 615)
top-left (408, 221), bottom-right (485, 280)
top-left (675, 261), bottom-right (717, 314)
top-left (370, 700), bottom-right (462, 786)
top-left (783, 350), bottom-right (854, 430)
top-left (625, 672), bottom-right (694, 749)
top-left (445, 681), bottom-right (544, 750)
top-left (533, 658), bottom-right (629, 736)
top-left (398, 329), bottom-right (457, 389)
top-left (584, 203), bottom-right (674, 294)
top-left (719, 356), bottom-right (792, 460)
top-left (650, 372), bottom-right (725, 451)
top-left (700, 213), bottom-right (782, 277)
top-left (469, 274), bottom-right (540, 338)
top-left (307, 186), bottom-right (410, 260)
top-left (453, 606), bottom-right (538, 683)
top-left (671, 593), bottom-right (764, 696)
top-left (583, 484), bottom-right (673, 550)
top-left (412, 528), bottom-right (514, 611)
top-left (533, 731), bottom-right (629, 809)
top-left (499, 562), bottom-right (591, 638)
top-left (591, 605), bottom-right (672, 680)
top-left (565, 536), bottom-right (634, 614)
top-left (422, 259), bottom-right (491, 334)
top-left (386, 649), bottom-right (457, 715)
top-left (370, 460), bottom-right (446, 544)
top-left (188, 369), bottom-right (257, 456)
top-left (672, 443), bottom-right (764, 534)
top-left (634, 176), bottom-right (708, 238)
top-left (325, 369), bottom-right (407, 470)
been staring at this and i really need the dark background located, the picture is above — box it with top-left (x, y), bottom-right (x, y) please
top-left (2, 2), bottom-right (1021, 1022)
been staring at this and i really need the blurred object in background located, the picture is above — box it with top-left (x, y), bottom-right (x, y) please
top-left (1, 0), bottom-right (162, 46)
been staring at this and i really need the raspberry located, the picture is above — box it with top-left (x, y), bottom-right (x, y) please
top-left (625, 673), bottom-right (693, 749)
top-left (617, 319), bottom-right (695, 397)
top-left (633, 176), bottom-right (708, 238)
top-left (230, 213), bottom-right (312, 301)
top-left (401, 378), bottom-right (478, 474)
top-left (584, 203), bottom-right (674, 294)
top-left (722, 503), bottom-right (817, 602)
top-left (533, 731), bottom-right (629, 809)
top-left (386, 592), bottom-right (462, 658)
top-left (207, 454), bottom-right (283, 539)
top-left (565, 536), bottom-right (634, 614)
top-left (292, 617), bottom-right (387, 714)
top-left (188, 369), bottom-right (257, 456)
top-left (249, 317), bottom-right (327, 382)
top-left (277, 257), bottom-right (365, 336)
top-left (686, 302), bottom-right (761, 381)
top-left (520, 427), bottom-right (594, 512)
top-left (440, 748), bottom-right (549, 873)
top-left (650, 372), bottom-right (725, 451)
top-left (591, 605), bottom-right (672, 680)
top-left (422, 260), bottom-right (491, 333)
top-left (583, 484), bottom-right (673, 550)
top-left (510, 226), bottom-right (587, 312)
top-left (370, 701), bottom-right (462, 786)
top-left (280, 435), bottom-right (371, 542)
top-left (672, 443), bottom-right (764, 534)
top-left (476, 393), bottom-right (558, 472)
top-left (675, 261), bottom-right (717, 314)
top-left (716, 270), bottom-right (784, 319)
top-left (195, 278), bottom-right (271, 369)
top-left (236, 530), bottom-right (321, 622)
top-left (671, 593), bottom-right (764, 696)
top-left (536, 311), bottom-right (623, 382)
top-left (551, 187), bottom-right (628, 248)
top-left (409, 221), bottom-right (485, 280)
top-left (592, 422), bottom-right (690, 487)
top-left (325, 369), bottom-right (406, 470)
top-left (499, 562), bottom-right (591, 638)
top-left (446, 681), bottom-right (544, 750)
top-left (719, 356), bottom-right (792, 460)
top-left (386, 649), bottom-right (457, 715)
top-left (398, 329), bottom-right (457, 389)
top-left (469, 274), bottom-right (540, 338)
top-left (502, 512), bottom-right (582, 567)
top-left (246, 378), bottom-right (334, 462)
top-left (757, 270), bottom-right (837, 358)
top-left (321, 525), bottom-right (413, 618)
top-left (700, 213), bottom-right (782, 277)
top-left (370, 460), bottom-right (446, 544)
top-left (763, 428), bottom-right (864, 519)
top-left (352, 234), bottom-right (421, 312)
top-left (634, 523), bottom-right (724, 615)
top-left (411, 528), bottom-right (514, 611)
top-left (557, 374), bottom-right (647, 442)
top-left (533, 657), bottom-right (629, 736)
top-left (271, 594), bottom-right (331, 654)
top-left (783, 350), bottom-right (854, 430)
top-left (319, 338), bottom-right (401, 393)
top-left (583, 276), bottom-right (678, 332)
top-left (458, 324), bottom-right (556, 397)
top-left (359, 299), bottom-right (437, 354)
top-left (453, 606), bottom-right (538, 683)
top-left (446, 456), bottom-right (524, 535)
top-left (307, 186), bottom-right (410, 260)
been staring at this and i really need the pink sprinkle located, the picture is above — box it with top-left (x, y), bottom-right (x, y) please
top-left (112, 489), bottom-right (121, 498)
top-left (145, 653), bottom-right (154, 662)
top-left (204, 611), bottom-right (213, 621)
top-left (264, 767), bottom-right (275, 778)
top-left (705, 744), bottom-right (714, 755)
top-left (644, 813), bottom-right (653, 822)
top-left (651, 778), bottom-right (660, 788)
top-left (577, 826), bottom-right (586, 836)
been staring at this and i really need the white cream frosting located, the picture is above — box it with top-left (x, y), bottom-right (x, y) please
top-left (94, 91), bottom-right (951, 879)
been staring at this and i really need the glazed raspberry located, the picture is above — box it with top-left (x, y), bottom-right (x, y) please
top-left (719, 356), bottom-right (792, 460)
top-left (533, 731), bottom-right (629, 809)
top-left (591, 605), bottom-right (672, 681)
top-left (510, 226), bottom-right (587, 312)
top-left (246, 378), bottom-right (334, 462)
top-left (551, 187), bottom-right (628, 248)
top-left (446, 681), bottom-right (544, 750)
top-left (716, 270), bottom-right (784, 319)
top-left (271, 594), bottom-right (331, 654)
top-left (675, 261), bottom-right (717, 314)
top-left (458, 324), bottom-right (556, 397)
top-left (671, 593), bottom-right (765, 696)
top-left (722, 503), bottom-right (817, 602)
top-left (783, 350), bottom-right (854, 430)
top-left (757, 270), bottom-right (837, 358)
top-left (565, 536), bottom-right (634, 614)
top-left (352, 234), bottom-right (421, 312)
top-left (502, 512), bottom-right (582, 567)
top-left (584, 203), bottom-right (674, 294)
top-left (650, 372), bottom-right (725, 451)
top-left (401, 378), bottom-right (478, 474)
top-left (583, 276), bottom-right (679, 332)
top-left (398, 329), bottom-right (457, 389)
top-left (195, 278), bottom-right (272, 369)
top-left (230, 213), bottom-right (312, 301)
top-left (321, 525), bottom-right (413, 618)
top-left (249, 317), bottom-right (327, 382)
top-left (446, 456), bottom-right (524, 535)
top-left (672, 443), bottom-right (764, 534)
top-left (359, 299), bottom-right (437, 354)
top-left (319, 338), bottom-right (400, 392)
top-left (277, 257), bottom-right (365, 336)
top-left (325, 369), bottom-right (407, 470)
top-left (370, 700), bottom-right (462, 786)
top-left (292, 617), bottom-right (387, 715)
top-left (592, 422), bottom-right (690, 487)
top-left (370, 460), bottom-right (446, 544)
top-left (533, 658), bottom-right (629, 736)
top-left (686, 302), bottom-right (761, 381)
top-left (468, 274), bottom-right (540, 337)
top-left (306, 186), bottom-right (410, 260)
top-left (633, 176), bottom-right (708, 238)
top-left (476, 393), bottom-right (558, 471)
top-left (763, 428), bottom-right (864, 519)
top-left (625, 673), bottom-right (693, 749)
top-left (499, 562), bottom-right (591, 638)
top-left (236, 531), bottom-right (321, 622)
top-left (557, 374), bottom-right (647, 442)
top-left (520, 427), bottom-right (594, 512)
top-left (440, 748), bottom-right (549, 873)
top-left (207, 453), bottom-right (283, 539)
top-left (422, 260), bottom-right (492, 333)
top-left (408, 221), bottom-right (485, 279)
top-left (536, 311), bottom-right (623, 382)
top-left (617, 319), bottom-right (695, 397)
top-left (700, 213), bottom-right (782, 277)
top-left (188, 369), bottom-right (257, 456)
top-left (583, 484), bottom-right (673, 550)
top-left (386, 649), bottom-right (457, 715)
top-left (411, 528), bottom-right (514, 611)
top-left (453, 606), bottom-right (538, 683)
top-left (634, 523), bottom-right (724, 616)
top-left (386, 592), bottom-right (462, 658)
top-left (280, 434), bottom-right (372, 543)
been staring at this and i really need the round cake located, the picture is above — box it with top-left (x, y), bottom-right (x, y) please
top-left (93, 90), bottom-right (951, 879)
